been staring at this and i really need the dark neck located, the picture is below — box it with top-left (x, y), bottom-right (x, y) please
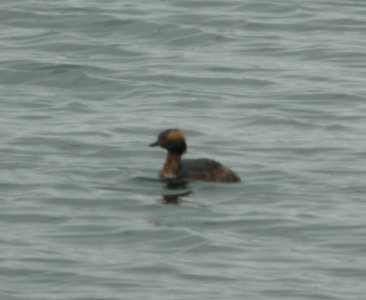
top-left (160, 152), bottom-right (182, 179)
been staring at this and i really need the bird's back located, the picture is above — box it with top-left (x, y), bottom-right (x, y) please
top-left (178, 158), bottom-right (240, 182)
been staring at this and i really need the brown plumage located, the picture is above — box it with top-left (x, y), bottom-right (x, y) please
top-left (150, 129), bottom-right (241, 183)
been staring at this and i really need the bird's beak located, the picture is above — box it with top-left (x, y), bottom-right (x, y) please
top-left (149, 141), bottom-right (159, 147)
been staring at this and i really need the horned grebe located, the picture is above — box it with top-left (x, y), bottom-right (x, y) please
top-left (150, 129), bottom-right (241, 183)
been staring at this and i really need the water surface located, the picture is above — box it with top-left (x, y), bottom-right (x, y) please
top-left (1, 0), bottom-right (366, 299)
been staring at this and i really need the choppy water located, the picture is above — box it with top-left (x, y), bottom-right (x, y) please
top-left (1, 0), bottom-right (366, 299)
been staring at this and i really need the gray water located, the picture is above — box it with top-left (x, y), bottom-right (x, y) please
top-left (1, 0), bottom-right (366, 299)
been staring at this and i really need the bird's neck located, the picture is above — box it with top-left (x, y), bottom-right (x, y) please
top-left (160, 152), bottom-right (182, 179)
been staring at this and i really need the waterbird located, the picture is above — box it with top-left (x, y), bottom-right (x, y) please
top-left (150, 129), bottom-right (241, 183)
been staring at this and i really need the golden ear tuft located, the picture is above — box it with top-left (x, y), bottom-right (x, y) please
top-left (166, 129), bottom-right (185, 141)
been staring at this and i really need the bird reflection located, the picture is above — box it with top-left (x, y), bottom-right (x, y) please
top-left (162, 179), bottom-right (192, 204)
